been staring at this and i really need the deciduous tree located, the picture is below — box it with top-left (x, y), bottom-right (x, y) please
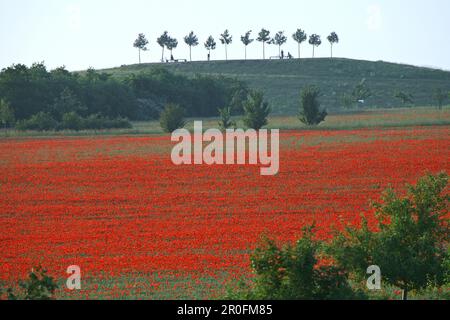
top-left (133, 33), bottom-right (149, 64)
top-left (308, 34), bottom-right (322, 58)
top-left (204, 36), bottom-right (217, 61)
top-left (273, 31), bottom-right (287, 58)
top-left (157, 31), bottom-right (170, 62)
top-left (184, 31), bottom-right (199, 62)
top-left (220, 29), bottom-right (233, 61)
top-left (327, 32), bottom-right (339, 58)
top-left (241, 31), bottom-right (254, 60)
top-left (293, 29), bottom-right (307, 59)
top-left (257, 29), bottom-right (271, 60)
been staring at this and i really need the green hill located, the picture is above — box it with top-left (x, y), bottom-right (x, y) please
top-left (103, 58), bottom-right (450, 115)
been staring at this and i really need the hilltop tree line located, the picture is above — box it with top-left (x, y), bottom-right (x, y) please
top-left (0, 63), bottom-right (248, 131)
top-left (133, 29), bottom-right (340, 63)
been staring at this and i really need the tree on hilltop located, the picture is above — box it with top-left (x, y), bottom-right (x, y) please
top-left (327, 32), bottom-right (339, 58)
top-left (257, 29), bottom-right (271, 60)
top-left (184, 31), bottom-right (199, 62)
top-left (157, 31), bottom-right (170, 62)
top-left (293, 29), bottom-right (307, 59)
top-left (220, 29), bottom-right (233, 61)
top-left (204, 36), bottom-right (217, 61)
top-left (241, 30), bottom-right (254, 60)
top-left (273, 31), bottom-right (287, 58)
top-left (133, 33), bottom-right (149, 64)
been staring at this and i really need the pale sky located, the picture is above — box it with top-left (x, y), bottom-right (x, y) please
top-left (1, 0), bottom-right (450, 71)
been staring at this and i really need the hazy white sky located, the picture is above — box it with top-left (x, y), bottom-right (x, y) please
top-left (1, 0), bottom-right (450, 71)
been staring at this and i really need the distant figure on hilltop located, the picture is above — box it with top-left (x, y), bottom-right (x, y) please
top-left (281, 50), bottom-right (284, 59)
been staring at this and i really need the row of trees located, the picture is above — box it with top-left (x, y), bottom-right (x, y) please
top-left (159, 85), bottom-right (328, 133)
top-left (394, 88), bottom-right (449, 109)
top-left (133, 29), bottom-right (340, 63)
top-left (0, 63), bottom-right (248, 131)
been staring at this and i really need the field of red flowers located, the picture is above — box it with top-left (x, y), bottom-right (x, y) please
top-left (0, 126), bottom-right (449, 299)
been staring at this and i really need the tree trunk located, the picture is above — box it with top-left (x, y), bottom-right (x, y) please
top-left (161, 47), bottom-right (165, 62)
top-left (245, 46), bottom-right (247, 60)
top-left (138, 49), bottom-right (141, 64)
top-left (279, 45), bottom-right (281, 58)
top-left (189, 46), bottom-right (192, 62)
top-left (402, 289), bottom-right (408, 301)
top-left (298, 43), bottom-right (301, 59)
top-left (312, 46), bottom-right (315, 58)
top-left (263, 43), bottom-right (265, 60)
top-left (225, 45), bottom-right (228, 61)
top-left (331, 44), bottom-right (333, 58)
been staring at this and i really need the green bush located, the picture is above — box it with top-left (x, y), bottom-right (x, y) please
top-left (299, 86), bottom-right (327, 125)
top-left (7, 266), bottom-right (58, 300)
top-left (17, 112), bottom-right (132, 131)
top-left (16, 112), bottom-right (58, 131)
top-left (218, 106), bottom-right (236, 130)
top-left (330, 172), bottom-right (449, 300)
top-left (159, 103), bottom-right (186, 133)
top-left (243, 90), bottom-right (270, 130)
top-left (61, 112), bottom-right (84, 131)
top-left (228, 227), bottom-right (358, 300)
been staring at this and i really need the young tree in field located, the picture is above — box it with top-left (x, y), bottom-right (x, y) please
top-left (352, 78), bottom-right (372, 103)
top-left (218, 106), bottom-right (236, 130)
top-left (204, 36), bottom-right (217, 61)
top-left (241, 30), bottom-right (254, 60)
top-left (184, 31), bottom-right (199, 62)
top-left (0, 99), bottom-right (15, 135)
top-left (298, 86), bottom-right (327, 125)
top-left (292, 29), bottom-right (307, 59)
top-left (133, 33), bottom-right (149, 64)
top-left (327, 32), bottom-right (339, 58)
top-left (257, 29), bottom-right (271, 60)
top-left (433, 88), bottom-right (447, 110)
top-left (220, 29), bottom-right (233, 61)
top-left (273, 31), bottom-right (287, 58)
top-left (308, 34), bottom-right (322, 58)
top-left (159, 103), bottom-right (185, 133)
top-left (165, 37), bottom-right (178, 60)
top-left (243, 90), bottom-right (271, 130)
top-left (157, 31), bottom-right (170, 62)
top-left (330, 172), bottom-right (449, 300)
top-left (394, 91), bottom-right (414, 106)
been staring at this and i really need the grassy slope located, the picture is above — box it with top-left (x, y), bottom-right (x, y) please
top-left (102, 58), bottom-right (450, 115)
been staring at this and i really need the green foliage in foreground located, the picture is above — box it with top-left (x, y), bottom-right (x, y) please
top-left (227, 227), bottom-right (359, 300)
top-left (330, 172), bottom-right (449, 300)
top-left (228, 173), bottom-right (449, 300)
top-left (7, 266), bottom-right (58, 300)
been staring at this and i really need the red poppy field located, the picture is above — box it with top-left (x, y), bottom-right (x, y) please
top-left (0, 126), bottom-right (449, 299)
